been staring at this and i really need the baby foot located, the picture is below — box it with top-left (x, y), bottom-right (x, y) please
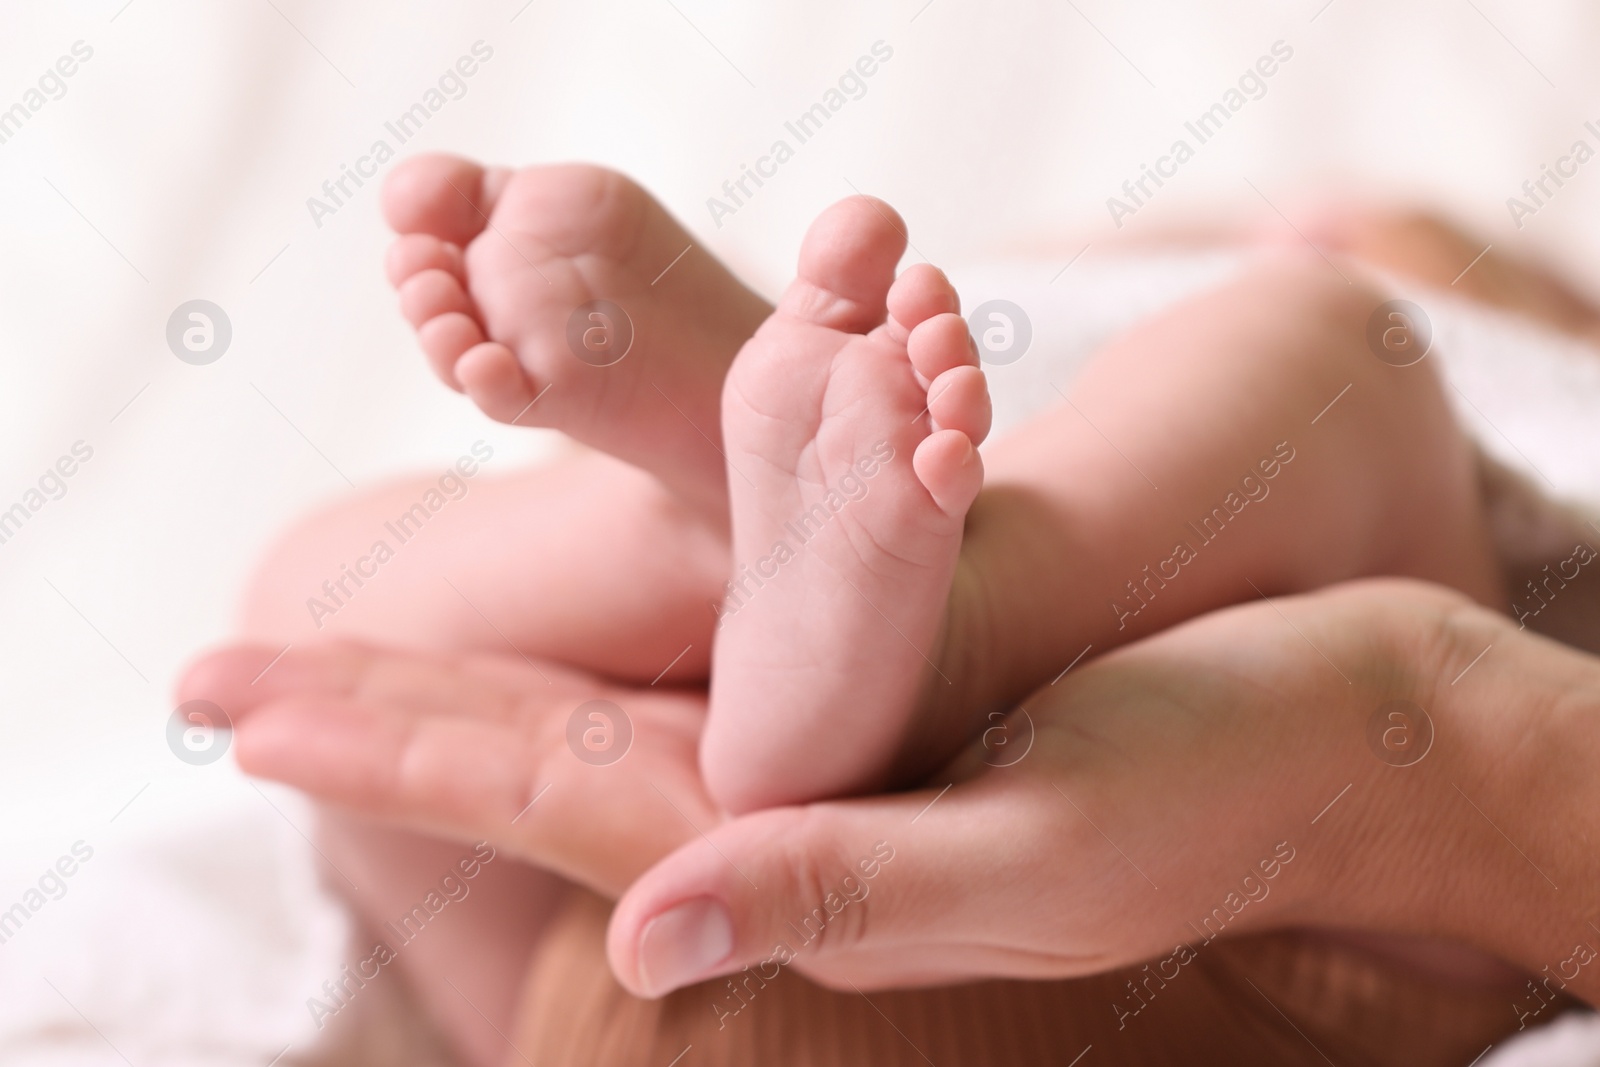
top-left (382, 154), bottom-right (771, 519)
top-left (1258, 202), bottom-right (1600, 338)
top-left (702, 197), bottom-right (992, 813)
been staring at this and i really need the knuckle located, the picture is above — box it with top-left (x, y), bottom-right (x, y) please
top-left (1327, 578), bottom-right (1501, 713)
top-left (768, 808), bottom-right (874, 957)
top-left (1362, 579), bottom-right (1483, 676)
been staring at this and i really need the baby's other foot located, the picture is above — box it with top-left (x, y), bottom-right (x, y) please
top-left (703, 197), bottom-right (992, 813)
top-left (1259, 201), bottom-right (1600, 339)
top-left (382, 155), bottom-right (771, 519)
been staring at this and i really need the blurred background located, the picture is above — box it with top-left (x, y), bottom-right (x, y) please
top-left (4, 0), bottom-right (1600, 1062)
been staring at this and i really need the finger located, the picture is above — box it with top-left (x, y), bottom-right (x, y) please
top-left (178, 641), bottom-right (584, 725)
top-left (606, 778), bottom-right (1056, 998)
top-left (237, 688), bottom-right (712, 898)
top-left (177, 643), bottom-right (369, 717)
top-left (236, 698), bottom-right (542, 829)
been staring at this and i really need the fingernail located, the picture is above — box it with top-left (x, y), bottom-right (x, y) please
top-left (636, 897), bottom-right (734, 996)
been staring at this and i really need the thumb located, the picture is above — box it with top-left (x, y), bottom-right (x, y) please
top-left (606, 779), bottom-right (1040, 998)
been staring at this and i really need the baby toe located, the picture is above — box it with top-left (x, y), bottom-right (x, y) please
top-left (927, 365), bottom-right (992, 444)
top-left (781, 195), bottom-right (907, 334)
top-left (886, 264), bottom-right (961, 342)
top-left (416, 312), bottom-right (485, 391)
top-left (385, 234), bottom-right (464, 288)
top-left (398, 268), bottom-right (475, 328)
top-left (907, 311), bottom-right (979, 384)
top-left (457, 342), bottom-right (541, 424)
top-left (382, 153), bottom-right (507, 245)
top-left (912, 429), bottom-right (983, 517)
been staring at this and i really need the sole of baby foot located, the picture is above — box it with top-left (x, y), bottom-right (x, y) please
top-left (383, 154), bottom-right (772, 521)
top-left (702, 197), bottom-right (992, 813)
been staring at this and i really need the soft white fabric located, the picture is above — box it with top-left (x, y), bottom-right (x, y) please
top-left (3, 1), bottom-right (1599, 1062)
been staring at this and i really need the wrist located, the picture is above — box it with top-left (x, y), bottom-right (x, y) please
top-left (1261, 590), bottom-right (1600, 1009)
top-left (1371, 611), bottom-right (1600, 1006)
top-left (1465, 630), bottom-right (1600, 1005)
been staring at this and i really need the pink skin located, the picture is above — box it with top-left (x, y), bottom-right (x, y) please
top-left (179, 642), bottom-right (713, 902)
top-left (382, 165), bottom-right (1511, 820)
top-left (608, 580), bottom-right (1596, 1004)
top-left (232, 451), bottom-right (737, 1067)
top-left (706, 199), bottom-right (992, 812)
top-left (180, 580), bottom-right (1600, 1052)
top-left (209, 159), bottom-right (1528, 1062)
top-left (239, 451), bottom-right (727, 684)
top-left (378, 162), bottom-right (1507, 772)
top-left (383, 154), bottom-right (770, 521)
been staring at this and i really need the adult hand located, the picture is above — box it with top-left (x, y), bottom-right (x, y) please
top-left (180, 579), bottom-right (1600, 1006)
top-left (608, 577), bottom-right (1600, 1002)
top-left (178, 644), bottom-right (715, 898)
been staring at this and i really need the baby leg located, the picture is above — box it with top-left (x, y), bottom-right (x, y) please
top-left (235, 452), bottom-right (728, 1067)
top-left (922, 248), bottom-right (1504, 768)
top-left (242, 448), bottom-right (728, 683)
top-left (702, 239), bottom-right (1504, 803)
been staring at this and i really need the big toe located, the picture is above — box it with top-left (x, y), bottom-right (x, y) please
top-left (780, 195), bottom-right (909, 333)
top-left (382, 153), bottom-right (510, 244)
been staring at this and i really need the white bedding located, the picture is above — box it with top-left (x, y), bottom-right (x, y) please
top-left (3, 1), bottom-right (1599, 1063)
